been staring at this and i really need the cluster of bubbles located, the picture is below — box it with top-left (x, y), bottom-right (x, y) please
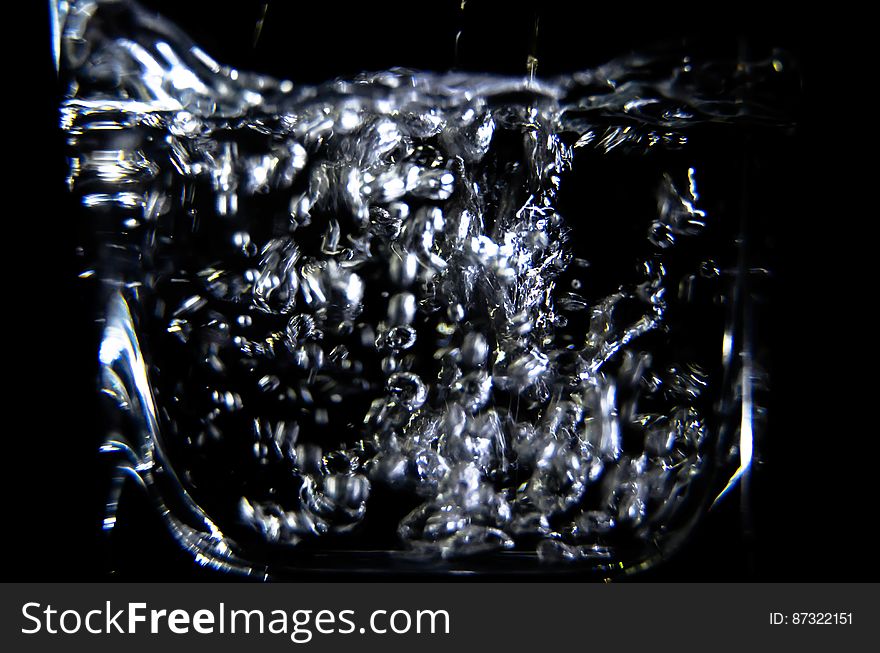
top-left (60, 0), bottom-right (792, 567)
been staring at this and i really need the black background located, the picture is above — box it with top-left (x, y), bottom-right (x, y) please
top-left (9, 0), bottom-right (871, 582)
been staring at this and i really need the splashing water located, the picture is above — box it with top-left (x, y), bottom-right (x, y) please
top-left (59, 0), bottom-right (795, 574)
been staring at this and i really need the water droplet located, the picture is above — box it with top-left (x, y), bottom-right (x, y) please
top-left (461, 332), bottom-right (488, 368)
top-left (387, 372), bottom-right (428, 411)
top-left (387, 292), bottom-right (417, 326)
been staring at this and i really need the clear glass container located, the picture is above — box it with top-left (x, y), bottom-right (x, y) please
top-left (55, 0), bottom-right (797, 578)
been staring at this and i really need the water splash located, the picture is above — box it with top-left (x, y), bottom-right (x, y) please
top-left (59, 0), bottom-right (794, 574)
